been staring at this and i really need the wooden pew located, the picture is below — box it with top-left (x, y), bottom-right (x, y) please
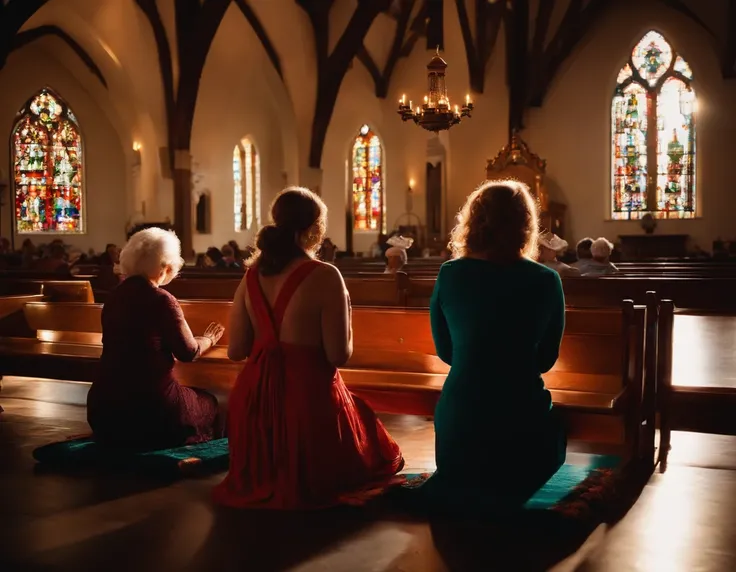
top-left (0, 279), bottom-right (94, 303)
top-left (0, 300), bottom-right (656, 465)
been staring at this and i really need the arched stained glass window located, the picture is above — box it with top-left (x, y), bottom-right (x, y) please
top-left (12, 88), bottom-right (84, 233)
top-left (233, 137), bottom-right (261, 231)
top-left (351, 124), bottom-right (385, 232)
top-left (612, 31), bottom-right (696, 220)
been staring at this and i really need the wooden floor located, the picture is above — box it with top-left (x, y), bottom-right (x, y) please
top-left (2, 396), bottom-right (736, 571)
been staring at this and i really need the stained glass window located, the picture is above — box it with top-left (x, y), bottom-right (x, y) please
top-left (611, 31), bottom-right (696, 220)
top-left (351, 124), bottom-right (385, 232)
top-left (233, 146), bottom-right (243, 232)
top-left (12, 88), bottom-right (84, 233)
top-left (232, 138), bottom-right (261, 231)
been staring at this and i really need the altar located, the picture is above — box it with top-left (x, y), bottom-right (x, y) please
top-left (485, 133), bottom-right (566, 238)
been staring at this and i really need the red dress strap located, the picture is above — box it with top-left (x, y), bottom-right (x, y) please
top-left (245, 266), bottom-right (278, 342)
top-left (272, 260), bottom-right (321, 332)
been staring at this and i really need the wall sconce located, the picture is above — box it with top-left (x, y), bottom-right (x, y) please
top-left (408, 178), bottom-right (415, 193)
top-left (406, 179), bottom-right (415, 213)
top-left (132, 142), bottom-right (142, 167)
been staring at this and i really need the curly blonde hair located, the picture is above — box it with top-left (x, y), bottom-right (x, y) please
top-left (449, 179), bottom-right (539, 260)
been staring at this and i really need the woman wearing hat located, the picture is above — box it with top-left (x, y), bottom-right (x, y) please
top-left (538, 232), bottom-right (580, 277)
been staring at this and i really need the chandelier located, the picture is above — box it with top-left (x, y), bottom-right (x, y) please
top-left (398, 48), bottom-right (473, 132)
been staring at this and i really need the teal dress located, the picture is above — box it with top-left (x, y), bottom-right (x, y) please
top-left (419, 257), bottom-right (567, 515)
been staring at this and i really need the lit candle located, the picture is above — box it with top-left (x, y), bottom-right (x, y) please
top-left (466, 94), bottom-right (470, 106)
top-left (454, 105), bottom-right (459, 115)
top-left (416, 106), bottom-right (421, 115)
top-left (424, 95), bottom-right (428, 104)
top-left (409, 100), bottom-right (413, 108)
top-left (401, 94), bottom-right (406, 105)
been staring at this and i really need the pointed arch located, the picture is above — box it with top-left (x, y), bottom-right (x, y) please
top-left (11, 87), bottom-right (85, 234)
top-left (350, 124), bottom-right (385, 233)
top-left (611, 30), bottom-right (696, 220)
top-left (233, 137), bottom-right (261, 232)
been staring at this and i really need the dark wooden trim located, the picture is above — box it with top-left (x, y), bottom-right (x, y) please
top-left (530, 0), bottom-right (609, 107)
top-left (454, 0), bottom-right (505, 94)
top-left (723, 0), bottom-right (736, 78)
top-left (13, 25), bottom-right (107, 88)
top-left (135, 0), bottom-right (176, 171)
top-left (297, 0), bottom-right (390, 168)
top-left (359, 0), bottom-right (418, 98)
top-left (234, 0), bottom-right (282, 79)
top-left (173, 0), bottom-right (232, 150)
top-left (528, 0), bottom-right (554, 107)
top-left (0, 0), bottom-right (48, 67)
top-left (504, 0), bottom-right (528, 136)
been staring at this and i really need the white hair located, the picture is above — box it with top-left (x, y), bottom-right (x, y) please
top-left (119, 228), bottom-right (184, 279)
top-left (590, 237), bottom-right (614, 259)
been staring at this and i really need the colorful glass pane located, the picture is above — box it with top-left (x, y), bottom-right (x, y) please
top-left (617, 64), bottom-right (633, 84)
top-left (233, 146), bottom-right (243, 231)
top-left (632, 31), bottom-right (672, 86)
top-left (674, 55), bottom-right (693, 79)
top-left (244, 140), bottom-right (254, 230)
top-left (351, 126), bottom-right (383, 232)
top-left (612, 83), bottom-right (649, 219)
top-left (611, 32), bottom-right (696, 220)
top-left (654, 78), bottom-right (695, 219)
top-left (13, 89), bottom-right (83, 233)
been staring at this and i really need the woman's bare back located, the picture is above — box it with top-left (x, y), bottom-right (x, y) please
top-left (228, 259), bottom-right (352, 366)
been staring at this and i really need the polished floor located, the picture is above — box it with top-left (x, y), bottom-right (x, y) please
top-left (2, 397), bottom-right (736, 571)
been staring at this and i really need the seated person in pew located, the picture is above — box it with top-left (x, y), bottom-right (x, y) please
top-left (537, 232), bottom-right (580, 277)
top-left (581, 237), bottom-right (618, 276)
top-left (87, 228), bottom-right (226, 449)
top-left (213, 187), bottom-right (403, 509)
top-left (571, 237), bottom-right (595, 274)
top-left (400, 180), bottom-right (567, 515)
top-left (384, 235), bottom-right (413, 274)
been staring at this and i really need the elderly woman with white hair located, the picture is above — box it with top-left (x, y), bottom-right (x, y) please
top-left (581, 237), bottom-right (618, 276)
top-left (86, 228), bottom-right (225, 449)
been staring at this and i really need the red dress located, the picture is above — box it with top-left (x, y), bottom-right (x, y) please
top-left (213, 261), bottom-right (403, 509)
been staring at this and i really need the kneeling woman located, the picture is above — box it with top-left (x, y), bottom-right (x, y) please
top-left (418, 180), bottom-right (567, 515)
top-left (214, 187), bottom-right (403, 509)
top-left (87, 228), bottom-right (225, 449)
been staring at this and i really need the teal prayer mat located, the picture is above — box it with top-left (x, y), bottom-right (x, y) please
top-left (33, 436), bottom-right (229, 478)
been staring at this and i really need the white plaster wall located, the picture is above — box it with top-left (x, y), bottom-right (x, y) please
top-left (0, 43), bottom-right (128, 251)
top-left (524, 0), bottom-right (736, 250)
top-left (190, 4), bottom-right (299, 253)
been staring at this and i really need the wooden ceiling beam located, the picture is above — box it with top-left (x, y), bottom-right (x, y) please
top-left (13, 25), bottom-right (107, 88)
top-left (505, 0), bottom-right (529, 136)
top-left (234, 0), bottom-right (283, 79)
top-left (297, 0), bottom-right (390, 168)
top-left (529, 0), bottom-right (609, 107)
top-left (358, 0), bottom-right (421, 98)
top-left (0, 0), bottom-right (48, 68)
top-left (722, 0), bottom-right (736, 77)
top-left (455, 0), bottom-right (505, 94)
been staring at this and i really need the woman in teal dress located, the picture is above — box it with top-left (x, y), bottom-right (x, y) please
top-left (416, 180), bottom-right (567, 516)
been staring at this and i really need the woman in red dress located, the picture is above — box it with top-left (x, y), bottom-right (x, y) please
top-left (213, 187), bottom-right (403, 509)
top-left (87, 228), bottom-right (225, 449)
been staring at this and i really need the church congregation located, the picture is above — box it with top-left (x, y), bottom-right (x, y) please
top-left (2, 1), bottom-right (736, 570)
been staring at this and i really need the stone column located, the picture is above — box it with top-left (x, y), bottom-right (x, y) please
top-left (173, 149), bottom-right (193, 260)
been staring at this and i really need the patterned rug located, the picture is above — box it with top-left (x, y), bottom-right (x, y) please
top-left (33, 435), bottom-right (229, 478)
top-left (338, 454), bottom-right (621, 520)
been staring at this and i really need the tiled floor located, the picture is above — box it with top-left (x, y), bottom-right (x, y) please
top-left (2, 397), bottom-right (736, 571)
